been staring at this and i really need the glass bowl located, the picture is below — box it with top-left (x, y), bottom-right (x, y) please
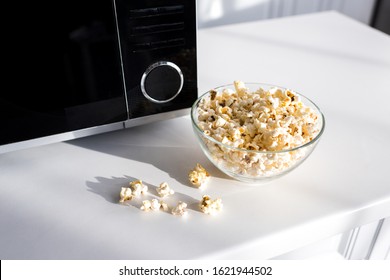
top-left (191, 83), bottom-right (325, 184)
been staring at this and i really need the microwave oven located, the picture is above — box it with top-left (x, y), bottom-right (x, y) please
top-left (0, 0), bottom-right (197, 153)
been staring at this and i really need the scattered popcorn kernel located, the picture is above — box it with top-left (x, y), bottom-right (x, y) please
top-left (151, 199), bottom-right (161, 211)
top-left (140, 200), bottom-right (152, 211)
top-left (151, 199), bottom-right (162, 211)
top-left (188, 163), bottom-right (210, 187)
top-left (157, 182), bottom-right (175, 197)
top-left (140, 199), bottom-right (162, 211)
top-left (130, 180), bottom-right (148, 196)
top-left (171, 202), bottom-right (188, 217)
top-left (119, 187), bottom-right (133, 203)
top-left (199, 195), bottom-right (223, 215)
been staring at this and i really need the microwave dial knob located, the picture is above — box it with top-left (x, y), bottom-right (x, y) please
top-left (140, 61), bottom-right (184, 103)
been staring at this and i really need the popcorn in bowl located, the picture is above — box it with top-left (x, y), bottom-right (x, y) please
top-left (191, 81), bottom-right (325, 183)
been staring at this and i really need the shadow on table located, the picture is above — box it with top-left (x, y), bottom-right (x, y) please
top-left (68, 122), bottom-right (229, 186)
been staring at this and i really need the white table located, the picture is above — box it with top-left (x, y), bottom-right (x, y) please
top-left (1, 11), bottom-right (389, 259)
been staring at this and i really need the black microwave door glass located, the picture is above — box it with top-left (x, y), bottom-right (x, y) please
top-left (0, 1), bottom-right (127, 146)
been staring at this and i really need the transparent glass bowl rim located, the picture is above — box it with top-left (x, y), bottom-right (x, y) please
top-left (191, 82), bottom-right (326, 155)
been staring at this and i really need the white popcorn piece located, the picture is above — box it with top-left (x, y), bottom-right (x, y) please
top-left (188, 163), bottom-right (210, 188)
top-left (234, 80), bottom-right (247, 97)
top-left (156, 182), bottom-right (175, 197)
top-left (171, 202), bottom-right (188, 217)
top-left (199, 195), bottom-right (223, 215)
top-left (140, 199), bottom-right (163, 211)
top-left (195, 81), bottom-right (321, 178)
top-left (129, 180), bottom-right (148, 196)
top-left (150, 199), bottom-right (161, 211)
top-left (140, 200), bottom-right (152, 211)
top-left (119, 187), bottom-right (133, 203)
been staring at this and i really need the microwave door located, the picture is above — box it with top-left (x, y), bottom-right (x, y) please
top-left (0, 0), bottom-right (128, 147)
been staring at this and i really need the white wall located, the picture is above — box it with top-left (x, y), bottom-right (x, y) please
top-left (197, 0), bottom-right (376, 28)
